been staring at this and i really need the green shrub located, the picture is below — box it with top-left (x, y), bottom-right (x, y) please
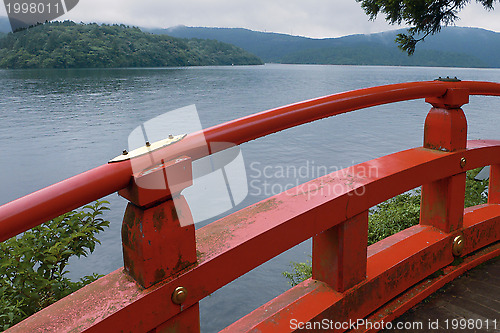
top-left (283, 168), bottom-right (489, 286)
top-left (282, 260), bottom-right (312, 287)
top-left (0, 200), bottom-right (110, 331)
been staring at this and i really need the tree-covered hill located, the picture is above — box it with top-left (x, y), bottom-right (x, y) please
top-left (280, 43), bottom-right (488, 68)
top-left (0, 21), bottom-right (263, 69)
top-left (161, 26), bottom-right (500, 68)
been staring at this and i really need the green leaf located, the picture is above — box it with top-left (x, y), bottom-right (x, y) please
top-left (0, 200), bottom-right (110, 328)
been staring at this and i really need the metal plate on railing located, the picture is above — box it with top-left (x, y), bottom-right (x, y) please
top-left (109, 134), bottom-right (187, 163)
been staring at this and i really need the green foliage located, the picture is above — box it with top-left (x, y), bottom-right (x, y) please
top-left (283, 168), bottom-right (489, 285)
top-left (464, 168), bottom-right (489, 208)
top-left (368, 191), bottom-right (421, 245)
top-left (0, 21), bottom-right (263, 69)
top-left (280, 43), bottom-right (487, 67)
top-left (0, 200), bottom-right (110, 330)
top-left (282, 260), bottom-right (312, 287)
top-left (356, 0), bottom-right (498, 54)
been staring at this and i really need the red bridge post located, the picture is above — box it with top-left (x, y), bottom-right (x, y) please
top-left (421, 88), bottom-right (469, 234)
top-left (312, 212), bottom-right (369, 292)
top-left (489, 164), bottom-right (500, 204)
top-left (118, 156), bottom-right (200, 331)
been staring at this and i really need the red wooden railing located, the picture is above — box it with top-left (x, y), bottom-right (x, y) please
top-left (1, 80), bottom-right (500, 332)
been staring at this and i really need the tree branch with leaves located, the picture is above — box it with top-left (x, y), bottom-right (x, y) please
top-left (356, 0), bottom-right (497, 54)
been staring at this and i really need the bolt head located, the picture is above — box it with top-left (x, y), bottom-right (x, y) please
top-left (122, 150), bottom-right (128, 155)
top-left (460, 157), bottom-right (466, 168)
top-left (452, 235), bottom-right (465, 257)
top-left (172, 286), bottom-right (188, 305)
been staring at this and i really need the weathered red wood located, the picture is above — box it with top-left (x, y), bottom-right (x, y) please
top-left (225, 207), bottom-right (500, 332)
top-left (6, 141), bottom-right (500, 333)
top-left (118, 155), bottom-right (193, 208)
top-left (355, 241), bottom-right (500, 333)
top-left (152, 304), bottom-right (200, 333)
top-left (2, 81), bottom-right (500, 242)
top-left (121, 197), bottom-right (197, 288)
top-left (313, 211), bottom-right (368, 292)
top-left (420, 174), bottom-right (466, 233)
top-left (422, 108), bottom-right (467, 152)
top-left (489, 164), bottom-right (500, 204)
top-left (461, 204), bottom-right (500, 255)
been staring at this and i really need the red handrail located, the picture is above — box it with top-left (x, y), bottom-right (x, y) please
top-left (1, 80), bottom-right (499, 242)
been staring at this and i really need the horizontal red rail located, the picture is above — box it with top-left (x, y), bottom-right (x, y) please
top-left (1, 80), bottom-right (499, 241)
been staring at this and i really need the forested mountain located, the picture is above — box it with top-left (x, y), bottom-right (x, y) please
top-left (0, 21), bottom-right (263, 69)
top-left (161, 26), bottom-right (500, 68)
top-left (280, 43), bottom-right (486, 67)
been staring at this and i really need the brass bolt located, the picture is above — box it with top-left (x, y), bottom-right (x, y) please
top-left (171, 286), bottom-right (188, 305)
top-left (460, 157), bottom-right (466, 168)
top-left (169, 134), bottom-right (174, 139)
top-left (452, 235), bottom-right (465, 257)
top-left (122, 149), bottom-right (128, 155)
top-left (145, 141), bottom-right (151, 147)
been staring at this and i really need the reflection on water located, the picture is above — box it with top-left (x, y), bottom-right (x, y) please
top-left (1, 64), bottom-right (499, 332)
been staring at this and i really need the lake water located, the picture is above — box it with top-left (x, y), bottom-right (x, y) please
top-left (1, 64), bottom-right (499, 331)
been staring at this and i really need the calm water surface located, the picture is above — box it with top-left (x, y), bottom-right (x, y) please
top-left (1, 64), bottom-right (499, 331)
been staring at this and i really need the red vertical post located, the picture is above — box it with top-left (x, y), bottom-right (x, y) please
top-left (119, 155), bottom-right (200, 331)
top-left (312, 211), bottom-right (368, 292)
top-left (489, 164), bottom-right (500, 204)
top-left (420, 88), bottom-right (469, 233)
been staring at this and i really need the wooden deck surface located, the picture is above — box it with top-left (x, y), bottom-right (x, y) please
top-left (382, 256), bottom-right (500, 333)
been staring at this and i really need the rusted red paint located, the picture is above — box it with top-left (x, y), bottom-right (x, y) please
top-left (227, 213), bottom-right (499, 332)
top-left (423, 107), bottom-right (467, 152)
top-left (420, 173), bottom-right (466, 233)
top-left (313, 211), bottom-right (368, 292)
top-left (121, 197), bottom-right (197, 288)
top-left (462, 204), bottom-right (500, 254)
top-left (5, 268), bottom-right (144, 333)
top-left (354, 242), bottom-right (500, 333)
top-left (226, 225), bottom-right (451, 332)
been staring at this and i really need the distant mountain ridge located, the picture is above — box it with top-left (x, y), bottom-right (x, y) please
top-left (157, 26), bottom-right (500, 68)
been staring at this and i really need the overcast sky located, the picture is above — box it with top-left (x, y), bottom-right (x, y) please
top-left (2, 0), bottom-right (499, 37)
